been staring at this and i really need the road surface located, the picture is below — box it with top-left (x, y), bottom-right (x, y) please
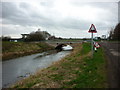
top-left (100, 41), bottom-right (120, 88)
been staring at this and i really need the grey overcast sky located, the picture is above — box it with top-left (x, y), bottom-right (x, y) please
top-left (1, 0), bottom-right (119, 38)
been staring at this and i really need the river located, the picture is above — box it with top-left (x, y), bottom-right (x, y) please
top-left (2, 51), bottom-right (71, 88)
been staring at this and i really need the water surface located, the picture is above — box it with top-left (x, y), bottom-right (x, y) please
top-left (2, 51), bottom-right (70, 88)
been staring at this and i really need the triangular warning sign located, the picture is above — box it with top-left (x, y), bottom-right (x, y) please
top-left (88, 24), bottom-right (97, 33)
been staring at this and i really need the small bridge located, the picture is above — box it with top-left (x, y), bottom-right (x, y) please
top-left (46, 41), bottom-right (83, 47)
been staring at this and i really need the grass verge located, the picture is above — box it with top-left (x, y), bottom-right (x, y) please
top-left (12, 43), bottom-right (107, 88)
top-left (66, 48), bottom-right (107, 88)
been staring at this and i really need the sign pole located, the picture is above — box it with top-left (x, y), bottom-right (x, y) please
top-left (88, 24), bottom-right (97, 57)
top-left (91, 32), bottom-right (94, 57)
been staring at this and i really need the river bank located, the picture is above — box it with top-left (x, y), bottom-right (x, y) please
top-left (2, 41), bottom-right (54, 61)
top-left (12, 43), bottom-right (108, 88)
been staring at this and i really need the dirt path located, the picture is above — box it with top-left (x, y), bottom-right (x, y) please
top-left (100, 41), bottom-right (120, 88)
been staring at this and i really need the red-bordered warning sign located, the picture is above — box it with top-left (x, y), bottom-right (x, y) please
top-left (94, 42), bottom-right (100, 48)
top-left (88, 24), bottom-right (97, 33)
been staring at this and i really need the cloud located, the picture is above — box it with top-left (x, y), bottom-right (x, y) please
top-left (1, 0), bottom-right (118, 38)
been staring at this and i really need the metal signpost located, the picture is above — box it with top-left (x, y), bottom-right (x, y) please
top-left (88, 24), bottom-right (97, 57)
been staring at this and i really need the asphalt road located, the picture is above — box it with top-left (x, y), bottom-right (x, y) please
top-left (100, 41), bottom-right (120, 88)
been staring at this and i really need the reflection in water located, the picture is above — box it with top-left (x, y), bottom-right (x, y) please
top-left (34, 50), bottom-right (57, 59)
top-left (2, 51), bottom-right (70, 88)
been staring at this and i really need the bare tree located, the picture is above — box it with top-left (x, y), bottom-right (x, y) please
top-left (108, 23), bottom-right (120, 41)
top-left (25, 31), bottom-right (45, 41)
top-left (113, 23), bottom-right (120, 40)
top-left (108, 27), bottom-right (114, 40)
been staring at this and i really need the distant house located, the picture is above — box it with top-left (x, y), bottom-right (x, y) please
top-left (3, 29), bottom-right (52, 42)
top-left (41, 31), bottom-right (51, 40)
top-left (21, 29), bottom-right (52, 41)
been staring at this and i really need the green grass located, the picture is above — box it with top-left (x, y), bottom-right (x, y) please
top-left (80, 43), bottom-right (91, 55)
top-left (50, 74), bottom-right (64, 81)
top-left (65, 48), bottom-right (107, 88)
top-left (12, 43), bottom-right (107, 88)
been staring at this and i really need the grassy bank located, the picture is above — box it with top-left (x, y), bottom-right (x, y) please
top-left (2, 41), bottom-right (54, 61)
top-left (12, 43), bottom-right (107, 88)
